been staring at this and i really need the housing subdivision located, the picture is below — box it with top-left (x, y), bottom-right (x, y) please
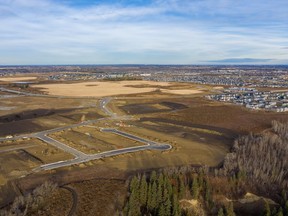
top-left (207, 87), bottom-right (288, 112)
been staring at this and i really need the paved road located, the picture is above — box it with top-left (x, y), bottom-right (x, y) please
top-left (0, 145), bottom-right (37, 153)
top-left (0, 117), bottom-right (107, 142)
top-left (0, 87), bottom-right (44, 97)
top-left (37, 127), bottom-right (171, 171)
top-left (36, 134), bottom-right (87, 158)
top-left (101, 128), bottom-right (158, 145)
top-left (99, 97), bottom-right (115, 117)
top-left (1, 95), bottom-right (172, 171)
top-left (61, 186), bottom-right (78, 216)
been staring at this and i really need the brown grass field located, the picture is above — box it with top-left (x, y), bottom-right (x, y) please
top-left (49, 126), bottom-right (143, 154)
top-left (31, 81), bottom-right (206, 97)
top-left (0, 138), bottom-right (73, 187)
top-left (0, 76), bottom-right (37, 82)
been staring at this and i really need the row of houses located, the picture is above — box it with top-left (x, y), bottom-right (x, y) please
top-left (207, 87), bottom-right (288, 112)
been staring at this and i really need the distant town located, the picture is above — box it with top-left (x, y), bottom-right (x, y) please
top-left (1, 65), bottom-right (288, 112)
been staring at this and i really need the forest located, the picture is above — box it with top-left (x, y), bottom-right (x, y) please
top-left (123, 121), bottom-right (288, 215)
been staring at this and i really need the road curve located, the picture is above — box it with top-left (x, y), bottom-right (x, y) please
top-left (1, 96), bottom-right (172, 171)
top-left (36, 129), bottom-right (172, 171)
top-left (61, 186), bottom-right (78, 216)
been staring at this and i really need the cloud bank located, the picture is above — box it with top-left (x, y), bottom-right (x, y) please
top-left (0, 0), bottom-right (287, 64)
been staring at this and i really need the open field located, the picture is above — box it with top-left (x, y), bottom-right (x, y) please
top-left (0, 138), bottom-right (73, 186)
top-left (0, 76), bottom-right (37, 82)
top-left (161, 89), bottom-right (203, 95)
top-left (31, 81), bottom-right (208, 97)
top-left (0, 96), bottom-right (102, 136)
top-left (114, 96), bottom-right (288, 134)
top-left (49, 126), bottom-right (143, 154)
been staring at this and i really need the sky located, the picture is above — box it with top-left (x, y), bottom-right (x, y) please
top-left (0, 0), bottom-right (288, 65)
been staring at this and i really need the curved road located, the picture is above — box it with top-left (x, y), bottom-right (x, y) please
top-left (0, 88), bottom-right (172, 171)
top-left (61, 186), bottom-right (78, 216)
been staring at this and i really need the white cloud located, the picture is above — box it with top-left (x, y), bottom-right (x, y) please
top-left (0, 0), bottom-right (287, 64)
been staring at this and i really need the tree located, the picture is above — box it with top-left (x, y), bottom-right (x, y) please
top-left (204, 180), bottom-right (213, 209)
top-left (156, 182), bottom-right (163, 206)
top-left (172, 194), bottom-right (180, 216)
top-left (191, 176), bottom-right (199, 199)
top-left (178, 176), bottom-right (185, 199)
top-left (151, 171), bottom-right (157, 183)
top-left (127, 187), bottom-right (141, 216)
top-left (147, 181), bottom-right (157, 211)
top-left (139, 175), bottom-right (148, 206)
top-left (158, 203), bottom-right (165, 216)
top-left (218, 207), bottom-right (225, 216)
top-left (277, 207), bottom-right (284, 216)
top-left (284, 200), bottom-right (288, 216)
top-left (264, 200), bottom-right (271, 216)
top-left (225, 202), bottom-right (236, 216)
top-left (163, 188), bottom-right (171, 216)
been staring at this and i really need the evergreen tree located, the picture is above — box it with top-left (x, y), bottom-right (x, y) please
top-left (204, 180), bottom-right (212, 208)
top-left (158, 173), bottom-right (164, 188)
top-left (139, 174), bottom-right (148, 206)
top-left (147, 182), bottom-right (153, 211)
top-left (225, 202), bottom-right (236, 216)
top-left (151, 171), bottom-right (157, 183)
top-left (172, 194), bottom-right (180, 216)
top-left (156, 183), bottom-right (163, 206)
top-left (277, 207), bottom-right (284, 216)
top-left (282, 190), bottom-right (287, 205)
top-left (264, 200), bottom-right (271, 216)
top-left (218, 207), bottom-right (225, 216)
top-left (163, 188), bottom-right (171, 216)
top-left (123, 201), bottom-right (129, 216)
top-left (191, 176), bottom-right (199, 199)
top-left (164, 175), bottom-right (173, 199)
top-left (158, 203), bottom-right (165, 216)
top-left (284, 200), bottom-right (288, 216)
top-left (178, 176), bottom-right (185, 199)
top-left (150, 181), bottom-right (158, 210)
top-left (271, 207), bottom-right (277, 216)
top-left (130, 176), bottom-right (140, 201)
top-left (198, 170), bottom-right (204, 189)
top-left (128, 191), bottom-right (141, 216)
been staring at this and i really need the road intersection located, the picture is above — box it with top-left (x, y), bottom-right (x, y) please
top-left (0, 92), bottom-right (172, 171)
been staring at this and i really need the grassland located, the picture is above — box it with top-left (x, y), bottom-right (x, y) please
top-left (49, 126), bottom-right (143, 154)
top-left (0, 76), bottom-right (37, 82)
top-left (0, 96), bottom-right (102, 136)
top-left (31, 81), bottom-right (170, 97)
top-left (0, 138), bottom-right (73, 187)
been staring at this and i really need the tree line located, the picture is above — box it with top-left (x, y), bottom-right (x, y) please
top-left (220, 121), bottom-right (288, 189)
top-left (122, 169), bottom-right (238, 216)
top-left (0, 181), bottom-right (57, 216)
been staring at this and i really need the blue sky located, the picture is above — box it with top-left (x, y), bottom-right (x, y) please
top-left (0, 0), bottom-right (287, 65)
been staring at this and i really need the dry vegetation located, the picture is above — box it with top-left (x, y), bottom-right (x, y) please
top-left (49, 126), bottom-right (142, 154)
top-left (0, 77), bottom-right (37, 82)
top-left (31, 81), bottom-right (170, 97)
top-left (221, 121), bottom-right (288, 189)
top-left (156, 97), bottom-right (288, 134)
top-left (31, 81), bottom-right (209, 97)
top-left (0, 138), bottom-right (73, 188)
top-left (0, 96), bottom-right (102, 136)
top-left (71, 179), bottom-right (127, 216)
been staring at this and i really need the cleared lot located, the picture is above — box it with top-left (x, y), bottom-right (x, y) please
top-left (49, 127), bottom-right (143, 154)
